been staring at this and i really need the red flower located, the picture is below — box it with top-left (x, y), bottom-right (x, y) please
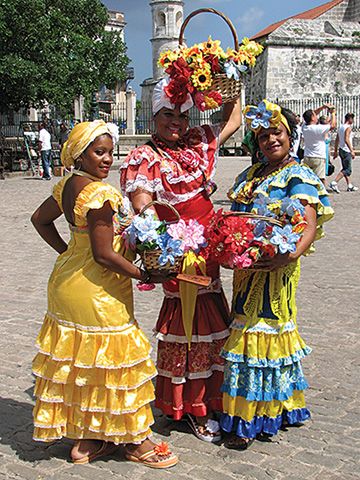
top-left (165, 78), bottom-right (192, 106)
top-left (204, 55), bottom-right (221, 73)
top-left (206, 90), bottom-right (223, 106)
top-left (194, 91), bottom-right (206, 112)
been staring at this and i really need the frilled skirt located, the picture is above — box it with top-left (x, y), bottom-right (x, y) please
top-left (220, 317), bottom-right (311, 438)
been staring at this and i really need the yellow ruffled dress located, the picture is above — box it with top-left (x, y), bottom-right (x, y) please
top-left (32, 175), bottom-right (157, 444)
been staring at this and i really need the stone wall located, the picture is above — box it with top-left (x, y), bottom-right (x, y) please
top-left (320, 0), bottom-right (360, 22)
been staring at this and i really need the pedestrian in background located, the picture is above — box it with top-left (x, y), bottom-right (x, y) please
top-left (319, 115), bottom-right (332, 178)
top-left (330, 113), bottom-right (358, 193)
top-left (302, 104), bottom-right (336, 185)
top-left (59, 122), bottom-right (70, 152)
top-left (38, 122), bottom-right (52, 180)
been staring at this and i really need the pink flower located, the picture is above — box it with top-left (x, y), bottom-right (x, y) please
top-left (136, 282), bottom-right (156, 291)
top-left (233, 251), bottom-right (254, 269)
top-left (167, 219), bottom-right (205, 252)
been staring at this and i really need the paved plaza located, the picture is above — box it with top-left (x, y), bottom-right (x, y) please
top-left (0, 157), bottom-right (359, 480)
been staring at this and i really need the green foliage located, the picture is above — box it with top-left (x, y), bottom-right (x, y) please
top-left (0, 0), bottom-right (130, 113)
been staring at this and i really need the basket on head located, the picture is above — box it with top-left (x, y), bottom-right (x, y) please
top-left (179, 8), bottom-right (242, 103)
top-left (138, 200), bottom-right (183, 274)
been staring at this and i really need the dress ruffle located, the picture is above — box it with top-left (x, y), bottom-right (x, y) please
top-left (33, 314), bottom-right (156, 443)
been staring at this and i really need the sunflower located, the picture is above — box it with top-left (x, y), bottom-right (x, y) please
top-left (185, 46), bottom-right (205, 69)
top-left (158, 49), bottom-right (180, 68)
top-left (191, 65), bottom-right (213, 90)
top-left (201, 36), bottom-right (225, 57)
top-left (241, 37), bottom-right (264, 56)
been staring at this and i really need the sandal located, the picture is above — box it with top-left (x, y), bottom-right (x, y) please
top-left (185, 414), bottom-right (222, 443)
top-left (125, 442), bottom-right (178, 469)
top-left (225, 435), bottom-right (255, 451)
top-left (72, 441), bottom-right (119, 464)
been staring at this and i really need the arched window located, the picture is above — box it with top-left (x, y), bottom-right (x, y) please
top-left (157, 11), bottom-right (166, 27)
top-left (176, 11), bottom-right (182, 28)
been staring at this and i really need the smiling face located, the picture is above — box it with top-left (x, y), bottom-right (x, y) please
top-left (79, 134), bottom-right (113, 179)
top-left (257, 123), bottom-right (291, 164)
top-left (154, 106), bottom-right (189, 147)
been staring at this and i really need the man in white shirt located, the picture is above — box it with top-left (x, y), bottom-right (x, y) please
top-left (301, 104), bottom-right (336, 183)
top-left (329, 113), bottom-right (357, 193)
top-left (38, 122), bottom-right (52, 180)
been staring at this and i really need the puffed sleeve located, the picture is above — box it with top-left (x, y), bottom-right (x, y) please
top-left (119, 145), bottom-right (165, 196)
top-left (263, 164), bottom-right (334, 242)
top-left (74, 182), bottom-right (123, 223)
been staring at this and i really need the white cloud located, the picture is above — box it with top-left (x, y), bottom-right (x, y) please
top-left (236, 7), bottom-right (265, 36)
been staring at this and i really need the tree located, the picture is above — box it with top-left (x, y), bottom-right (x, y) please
top-left (0, 0), bottom-right (130, 113)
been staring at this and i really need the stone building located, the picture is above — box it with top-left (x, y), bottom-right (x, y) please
top-left (141, 0), bottom-right (184, 103)
top-left (246, 0), bottom-right (360, 102)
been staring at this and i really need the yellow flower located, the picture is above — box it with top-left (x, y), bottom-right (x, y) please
top-left (186, 46), bottom-right (205, 68)
top-left (191, 65), bottom-right (213, 91)
top-left (201, 36), bottom-right (226, 57)
top-left (225, 47), bottom-right (237, 60)
top-left (158, 49), bottom-right (180, 68)
top-left (204, 95), bottom-right (219, 110)
top-left (241, 37), bottom-right (264, 56)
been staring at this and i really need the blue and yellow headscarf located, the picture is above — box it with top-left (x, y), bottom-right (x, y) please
top-left (243, 99), bottom-right (290, 136)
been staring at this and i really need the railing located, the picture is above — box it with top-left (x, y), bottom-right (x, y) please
top-left (273, 95), bottom-right (360, 131)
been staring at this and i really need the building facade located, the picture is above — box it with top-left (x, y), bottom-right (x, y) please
top-left (141, 0), bottom-right (184, 103)
top-left (246, 0), bottom-right (360, 102)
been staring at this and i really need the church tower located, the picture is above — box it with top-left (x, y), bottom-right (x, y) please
top-left (141, 0), bottom-right (184, 103)
top-left (150, 0), bottom-right (184, 81)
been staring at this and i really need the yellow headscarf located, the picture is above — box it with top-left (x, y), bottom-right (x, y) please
top-left (61, 120), bottom-right (118, 169)
top-left (243, 99), bottom-right (290, 136)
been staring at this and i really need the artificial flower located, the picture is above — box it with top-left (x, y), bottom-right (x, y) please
top-left (158, 49), bottom-right (180, 68)
top-left (131, 214), bottom-right (162, 243)
top-left (194, 91), bottom-right (206, 112)
top-left (154, 442), bottom-right (171, 457)
top-left (201, 36), bottom-right (225, 57)
top-left (136, 282), bottom-right (156, 291)
top-left (280, 197), bottom-right (306, 217)
top-left (167, 219), bottom-right (205, 252)
top-left (204, 91), bottom-right (222, 109)
top-left (245, 101), bottom-right (274, 131)
top-left (165, 77), bottom-right (192, 106)
top-left (234, 251), bottom-right (254, 269)
top-left (241, 37), bottom-right (264, 56)
top-left (191, 65), bottom-right (213, 91)
top-left (270, 224), bottom-right (301, 254)
top-left (158, 233), bottom-right (184, 266)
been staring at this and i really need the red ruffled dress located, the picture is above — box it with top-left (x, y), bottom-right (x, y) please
top-left (120, 125), bottom-right (230, 420)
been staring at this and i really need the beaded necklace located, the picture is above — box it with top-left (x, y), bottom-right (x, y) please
top-left (151, 134), bottom-right (203, 173)
top-left (234, 159), bottom-right (296, 204)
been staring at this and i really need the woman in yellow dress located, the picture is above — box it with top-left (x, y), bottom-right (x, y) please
top-left (31, 120), bottom-right (178, 468)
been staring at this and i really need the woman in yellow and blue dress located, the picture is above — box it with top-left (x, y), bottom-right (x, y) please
top-left (220, 101), bottom-right (334, 449)
top-left (31, 120), bottom-right (178, 468)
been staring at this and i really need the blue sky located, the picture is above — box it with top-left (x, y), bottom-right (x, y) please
top-left (102, 0), bottom-right (328, 95)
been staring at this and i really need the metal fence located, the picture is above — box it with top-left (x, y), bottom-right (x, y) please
top-left (273, 95), bottom-right (360, 131)
top-left (99, 103), bottom-right (127, 134)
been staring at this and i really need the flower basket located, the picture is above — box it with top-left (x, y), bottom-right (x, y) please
top-left (138, 201), bottom-right (183, 275)
top-left (178, 8), bottom-right (242, 104)
top-left (202, 197), bottom-right (307, 270)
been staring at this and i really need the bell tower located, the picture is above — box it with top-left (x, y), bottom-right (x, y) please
top-left (150, 0), bottom-right (184, 81)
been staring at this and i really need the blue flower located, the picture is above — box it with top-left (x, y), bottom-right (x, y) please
top-left (270, 225), bottom-right (301, 254)
top-left (132, 213), bottom-right (162, 243)
top-left (245, 101), bottom-right (273, 130)
top-left (252, 194), bottom-right (272, 216)
top-left (224, 60), bottom-right (247, 81)
top-left (157, 233), bottom-right (184, 266)
top-left (253, 220), bottom-right (267, 241)
top-left (280, 197), bottom-right (305, 217)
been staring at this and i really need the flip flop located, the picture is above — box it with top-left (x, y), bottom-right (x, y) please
top-left (125, 442), bottom-right (178, 469)
top-left (185, 414), bottom-right (222, 443)
top-left (72, 441), bottom-right (119, 464)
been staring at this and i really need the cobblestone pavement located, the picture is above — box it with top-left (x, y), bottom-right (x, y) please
top-left (0, 157), bottom-right (359, 480)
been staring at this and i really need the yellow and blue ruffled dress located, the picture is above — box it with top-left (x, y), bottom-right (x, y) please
top-left (220, 163), bottom-right (334, 438)
top-left (32, 175), bottom-right (157, 444)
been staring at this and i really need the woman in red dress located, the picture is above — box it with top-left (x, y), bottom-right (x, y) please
top-left (120, 79), bottom-right (241, 442)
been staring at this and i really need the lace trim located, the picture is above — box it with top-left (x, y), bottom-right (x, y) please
top-left (154, 329), bottom-right (229, 344)
top-left (36, 396), bottom-right (155, 416)
top-left (33, 432), bottom-right (152, 445)
top-left (33, 425), bottom-right (154, 442)
top-left (163, 279), bottom-right (222, 298)
top-left (157, 364), bottom-right (224, 384)
top-left (122, 175), bottom-right (165, 194)
top-left (46, 311), bottom-right (136, 332)
top-left (230, 319), bottom-right (297, 335)
top-left (33, 351), bottom-right (153, 371)
top-left (35, 371), bottom-right (157, 391)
